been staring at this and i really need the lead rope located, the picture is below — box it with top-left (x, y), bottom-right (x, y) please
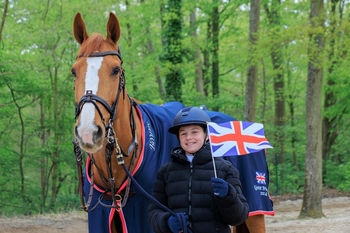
top-left (176, 213), bottom-right (190, 233)
top-left (116, 153), bottom-right (192, 233)
top-left (72, 138), bottom-right (99, 212)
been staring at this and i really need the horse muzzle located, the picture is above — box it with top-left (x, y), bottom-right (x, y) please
top-left (74, 124), bottom-right (105, 153)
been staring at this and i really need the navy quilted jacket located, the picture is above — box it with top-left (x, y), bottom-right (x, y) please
top-left (148, 143), bottom-right (249, 233)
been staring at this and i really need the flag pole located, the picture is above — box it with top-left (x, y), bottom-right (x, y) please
top-left (211, 154), bottom-right (217, 178)
top-left (207, 122), bottom-right (217, 178)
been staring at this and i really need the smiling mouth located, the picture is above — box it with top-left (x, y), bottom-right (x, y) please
top-left (186, 142), bottom-right (196, 146)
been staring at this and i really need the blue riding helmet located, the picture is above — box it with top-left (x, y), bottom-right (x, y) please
top-left (168, 107), bottom-right (211, 135)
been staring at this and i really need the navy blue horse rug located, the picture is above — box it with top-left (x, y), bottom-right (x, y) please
top-left (83, 102), bottom-right (273, 233)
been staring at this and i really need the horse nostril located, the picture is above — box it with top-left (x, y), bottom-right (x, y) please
top-left (74, 126), bottom-right (79, 138)
top-left (95, 126), bottom-right (103, 139)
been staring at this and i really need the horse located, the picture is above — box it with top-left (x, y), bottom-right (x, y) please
top-left (71, 12), bottom-right (273, 233)
top-left (72, 12), bottom-right (183, 233)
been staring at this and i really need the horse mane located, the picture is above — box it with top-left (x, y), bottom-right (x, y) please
top-left (131, 97), bottom-right (142, 105)
top-left (78, 33), bottom-right (118, 56)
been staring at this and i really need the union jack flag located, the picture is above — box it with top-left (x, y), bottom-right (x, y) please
top-left (207, 121), bottom-right (272, 157)
top-left (256, 172), bottom-right (266, 184)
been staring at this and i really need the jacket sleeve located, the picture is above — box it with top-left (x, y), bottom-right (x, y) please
top-left (213, 160), bottom-right (249, 226)
top-left (148, 166), bottom-right (172, 233)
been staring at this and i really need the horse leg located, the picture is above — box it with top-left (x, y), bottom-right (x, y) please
top-left (111, 221), bottom-right (117, 233)
top-left (245, 215), bottom-right (266, 233)
top-left (111, 215), bottom-right (123, 233)
top-left (232, 222), bottom-right (249, 233)
top-left (231, 215), bottom-right (266, 233)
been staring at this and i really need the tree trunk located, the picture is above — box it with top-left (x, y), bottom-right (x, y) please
top-left (8, 84), bottom-right (26, 194)
top-left (244, 0), bottom-right (260, 122)
top-left (50, 66), bottom-right (59, 209)
top-left (260, 60), bottom-right (267, 123)
top-left (140, 0), bottom-right (165, 99)
top-left (299, 0), bottom-right (325, 219)
top-left (264, 0), bottom-right (286, 163)
top-left (288, 94), bottom-right (297, 166)
top-left (211, 0), bottom-right (219, 111)
top-left (164, 0), bottom-right (183, 102)
top-left (149, 25), bottom-right (166, 99)
top-left (158, 3), bottom-right (167, 99)
top-left (190, 10), bottom-right (205, 98)
top-left (286, 52), bottom-right (297, 166)
top-left (39, 100), bottom-right (49, 213)
top-left (322, 0), bottom-right (339, 161)
top-left (0, 0), bottom-right (9, 42)
top-left (203, 21), bottom-right (212, 97)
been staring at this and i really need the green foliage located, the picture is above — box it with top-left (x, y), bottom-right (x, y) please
top-left (324, 161), bottom-right (350, 192)
top-left (268, 156), bottom-right (305, 195)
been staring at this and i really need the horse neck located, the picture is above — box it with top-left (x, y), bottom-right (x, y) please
top-left (114, 96), bottom-right (141, 154)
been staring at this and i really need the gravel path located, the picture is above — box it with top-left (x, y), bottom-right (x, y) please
top-left (1, 194), bottom-right (349, 233)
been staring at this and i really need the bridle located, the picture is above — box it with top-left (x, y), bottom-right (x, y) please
top-left (74, 51), bottom-right (124, 124)
top-left (74, 50), bottom-right (137, 156)
top-left (73, 50), bottom-right (138, 211)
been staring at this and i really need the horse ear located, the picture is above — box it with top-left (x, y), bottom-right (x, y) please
top-left (73, 12), bottom-right (89, 45)
top-left (106, 12), bottom-right (121, 44)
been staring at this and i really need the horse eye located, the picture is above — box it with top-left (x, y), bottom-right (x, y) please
top-left (71, 68), bottom-right (76, 77)
top-left (111, 67), bottom-right (120, 76)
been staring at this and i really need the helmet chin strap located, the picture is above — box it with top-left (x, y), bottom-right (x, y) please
top-left (205, 132), bottom-right (209, 142)
top-left (198, 134), bottom-right (209, 152)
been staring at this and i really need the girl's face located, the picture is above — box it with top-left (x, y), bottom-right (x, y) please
top-left (178, 125), bottom-right (207, 155)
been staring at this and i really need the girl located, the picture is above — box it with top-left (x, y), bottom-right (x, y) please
top-left (148, 107), bottom-right (249, 233)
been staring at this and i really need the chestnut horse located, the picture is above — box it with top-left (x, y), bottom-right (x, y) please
top-left (71, 12), bottom-right (273, 233)
top-left (72, 12), bottom-right (182, 233)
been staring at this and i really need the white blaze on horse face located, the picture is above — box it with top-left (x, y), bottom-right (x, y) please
top-left (77, 57), bottom-right (104, 146)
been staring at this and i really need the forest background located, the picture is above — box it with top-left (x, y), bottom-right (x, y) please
top-left (0, 0), bottom-right (349, 216)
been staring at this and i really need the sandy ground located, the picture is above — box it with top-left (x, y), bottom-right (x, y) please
top-left (0, 193), bottom-right (349, 233)
top-left (266, 196), bottom-right (350, 233)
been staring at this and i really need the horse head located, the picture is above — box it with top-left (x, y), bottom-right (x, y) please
top-left (71, 12), bottom-right (125, 154)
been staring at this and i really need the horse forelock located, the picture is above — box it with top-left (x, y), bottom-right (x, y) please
top-left (78, 33), bottom-right (118, 56)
